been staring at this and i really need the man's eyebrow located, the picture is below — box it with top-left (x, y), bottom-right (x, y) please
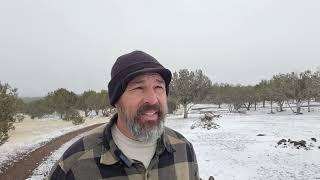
top-left (128, 79), bottom-right (145, 86)
top-left (155, 78), bottom-right (165, 84)
top-left (128, 77), bottom-right (165, 86)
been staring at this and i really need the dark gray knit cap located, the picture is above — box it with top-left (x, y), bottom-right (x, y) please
top-left (108, 50), bottom-right (172, 107)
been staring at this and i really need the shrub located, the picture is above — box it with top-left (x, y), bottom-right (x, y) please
top-left (63, 109), bottom-right (85, 125)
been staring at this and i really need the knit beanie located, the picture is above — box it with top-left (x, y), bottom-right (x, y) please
top-left (108, 50), bottom-right (172, 107)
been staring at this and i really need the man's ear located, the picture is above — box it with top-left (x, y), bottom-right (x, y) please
top-left (115, 102), bottom-right (119, 109)
top-left (114, 104), bottom-right (120, 114)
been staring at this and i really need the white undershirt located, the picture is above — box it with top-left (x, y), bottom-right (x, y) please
top-left (111, 124), bottom-right (157, 168)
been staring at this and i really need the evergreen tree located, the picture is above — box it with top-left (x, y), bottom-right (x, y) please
top-left (170, 69), bottom-right (212, 118)
top-left (47, 88), bottom-right (78, 119)
top-left (0, 82), bottom-right (18, 145)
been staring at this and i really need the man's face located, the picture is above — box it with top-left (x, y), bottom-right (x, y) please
top-left (116, 73), bottom-right (168, 143)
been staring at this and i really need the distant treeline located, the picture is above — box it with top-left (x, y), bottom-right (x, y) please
top-left (1, 69), bottom-right (320, 145)
top-left (169, 69), bottom-right (320, 118)
top-left (24, 88), bottom-right (111, 120)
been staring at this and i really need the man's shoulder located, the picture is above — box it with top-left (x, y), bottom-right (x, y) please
top-left (163, 127), bottom-right (198, 165)
top-left (60, 124), bottom-right (107, 167)
top-left (164, 126), bottom-right (192, 146)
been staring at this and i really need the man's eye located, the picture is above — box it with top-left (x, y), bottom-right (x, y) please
top-left (134, 87), bottom-right (143, 90)
top-left (156, 86), bottom-right (164, 89)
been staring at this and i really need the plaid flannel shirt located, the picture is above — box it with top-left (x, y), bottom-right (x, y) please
top-left (48, 114), bottom-right (200, 180)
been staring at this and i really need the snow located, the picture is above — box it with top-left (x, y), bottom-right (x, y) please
top-left (3, 106), bottom-right (320, 180)
top-left (0, 115), bottom-right (109, 172)
top-left (168, 113), bottom-right (320, 180)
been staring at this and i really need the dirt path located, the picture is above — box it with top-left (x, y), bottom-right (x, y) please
top-left (0, 123), bottom-right (105, 180)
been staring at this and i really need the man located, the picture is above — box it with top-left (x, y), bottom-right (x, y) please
top-left (49, 50), bottom-right (200, 180)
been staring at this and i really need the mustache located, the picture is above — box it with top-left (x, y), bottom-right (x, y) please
top-left (137, 103), bottom-right (161, 115)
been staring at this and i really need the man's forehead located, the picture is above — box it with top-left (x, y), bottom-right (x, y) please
top-left (129, 73), bottom-right (164, 83)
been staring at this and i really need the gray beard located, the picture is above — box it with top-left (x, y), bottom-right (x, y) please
top-left (118, 104), bottom-right (166, 143)
top-left (127, 118), bottom-right (165, 143)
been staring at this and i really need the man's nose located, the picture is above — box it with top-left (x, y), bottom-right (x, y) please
top-left (143, 88), bottom-right (159, 105)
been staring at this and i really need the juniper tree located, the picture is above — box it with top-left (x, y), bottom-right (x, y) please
top-left (170, 69), bottom-right (212, 118)
top-left (47, 88), bottom-right (78, 119)
top-left (0, 82), bottom-right (18, 145)
top-left (78, 90), bottom-right (97, 117)
top-left (96, 90), bottom-right (111, 116)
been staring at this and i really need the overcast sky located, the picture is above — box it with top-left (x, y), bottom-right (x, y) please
top-left (1, 0), bottom-right (320, 97)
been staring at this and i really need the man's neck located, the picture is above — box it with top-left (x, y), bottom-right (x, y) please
top-left (116, 115), bottom-right (136, 140)
top-left (111, 124), bottom-right (157, 168)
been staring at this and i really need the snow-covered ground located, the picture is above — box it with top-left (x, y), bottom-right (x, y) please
top-left (0, 115), bottom-right (109, 173)
top-left (2, 106), bottom-right (320, 180)
top-left (167, 111), bottom-right (320, 180)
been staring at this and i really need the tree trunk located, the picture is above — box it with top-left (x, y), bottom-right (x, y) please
top-left (60, 113), bottom-right (63, 119)
top-left (247, 102), bottom-right (252, 110)
top-left (243, 103), bottom-right (248, 110)
top-left (263, 100), bottom-right (265, 108)
top-left (254, 102), bottom-right (257, 111)
top-left (102, 109), bottom-right (107, 117)
top-left (218, 104), bottom-right (221, 108)
top-left (183, 104), bottom-right (188, 119)
top-left (228, 104), bottom-right (233, 112)
top-left (244, 103), bottom-right (251, 111)
top-left (307, 99), bottom-right (311, 112)
top-left (296, 99), bottom-right (301, 114)
top-left (95, 110), bottom-right (99, 116)
top-left (85, 110), bottom-right (88, 117)
top-left (286, 100), bottom-right (295, 114)
top-left (270, 100), bottom-right (274, 114)
top-left (279, 102), bottom-right (283, 112)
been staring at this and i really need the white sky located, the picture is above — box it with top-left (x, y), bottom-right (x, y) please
top-left (0, 0), bottom-right (319, 97)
